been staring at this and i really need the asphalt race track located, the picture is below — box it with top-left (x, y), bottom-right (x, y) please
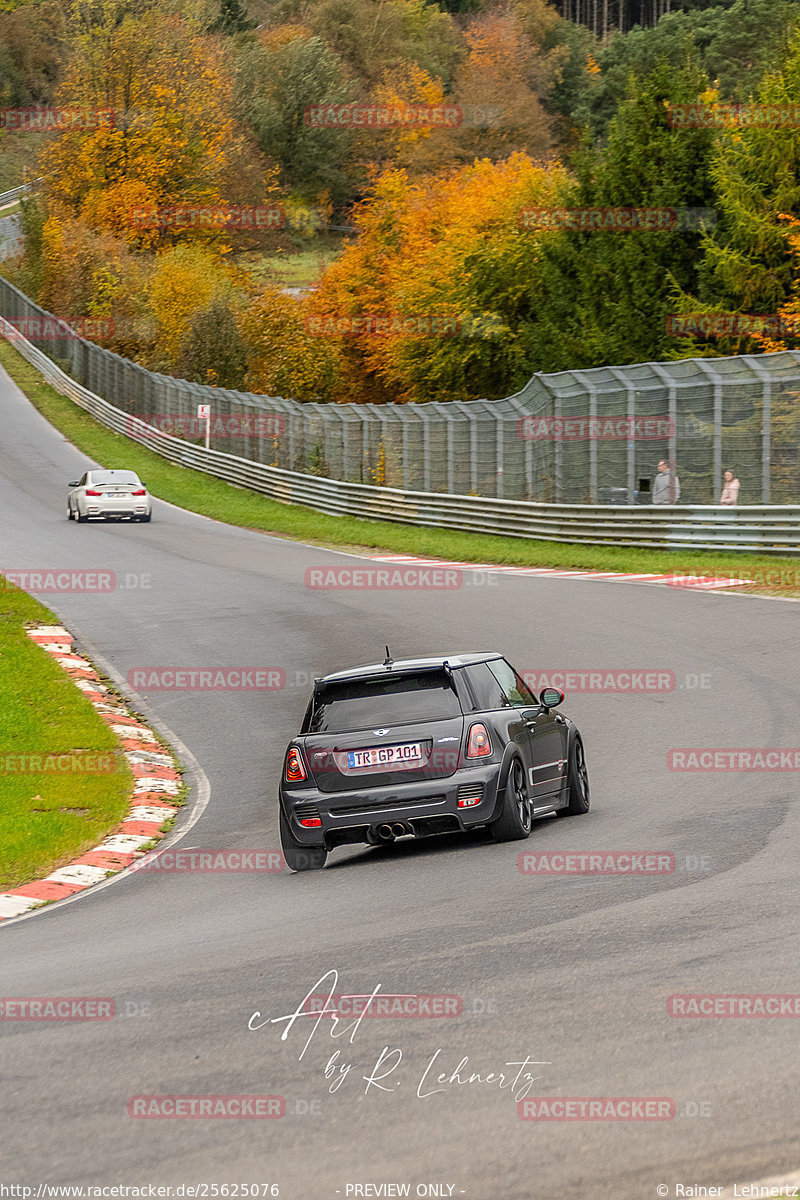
top-left (1, 359), bottom-right (799, 1199)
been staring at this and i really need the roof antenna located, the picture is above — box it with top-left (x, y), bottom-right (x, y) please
top-left (383, 645), bottom-right (393, 668)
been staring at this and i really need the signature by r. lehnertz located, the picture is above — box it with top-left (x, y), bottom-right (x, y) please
top-left (248, 969), bottom-right (549, 1100)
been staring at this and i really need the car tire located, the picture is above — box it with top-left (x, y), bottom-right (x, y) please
top-left (77, 509), bottom-right (89, 523)
top-left (558, 735), bottom-right (590, 816)
top-left (67, 505), bottom-right (74, 521)
top-left (139, 513), bottom-right (151, 523)
top-left (279, 810), bottom-right (327, 871)
top-left (489, 757), bottom-right (533, 842)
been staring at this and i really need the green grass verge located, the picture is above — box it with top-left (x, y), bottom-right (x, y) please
top-left (0, 582), bottom-right (134, 891)
top-left (1, 335), bottom-right (800, 596)
top-left (235, 235), bottom-right (344, 289)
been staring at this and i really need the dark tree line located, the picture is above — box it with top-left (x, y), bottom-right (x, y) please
top-left (553, 0), bottom-right (734, 37)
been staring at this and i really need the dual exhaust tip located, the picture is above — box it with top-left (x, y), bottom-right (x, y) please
top-left (373, 822), bottom-right (411, 842)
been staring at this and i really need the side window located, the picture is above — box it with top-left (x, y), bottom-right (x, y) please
top-left (79, 474), bottom-right (87, 486)
top-left (486, 659), bottom-right (537, 707)
top-left (465, 662), bottom-right (513, 710)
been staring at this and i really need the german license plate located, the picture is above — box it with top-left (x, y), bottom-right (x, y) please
top-left (347, 742), bottom-right (423, 769)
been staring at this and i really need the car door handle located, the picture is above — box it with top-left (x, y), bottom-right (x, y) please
top-left (555, 715), bottom-right (564, 723)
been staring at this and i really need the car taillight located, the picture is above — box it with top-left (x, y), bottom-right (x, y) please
top-left (85, 489), bottom-right (102, 496)
top-left (285, 746), bottom-right (307, 782)
top-left (466, 723), bottom-right (492, 758)
top-left (299, 817), bottom-right (321, 828)
top-left (131, 488), bottom-right (146, 496)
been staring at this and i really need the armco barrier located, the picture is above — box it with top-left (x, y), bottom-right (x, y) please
top-left (2, 317), bottom-right (799, 553)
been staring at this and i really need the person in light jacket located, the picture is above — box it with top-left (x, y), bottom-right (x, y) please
top-left (720, 470), bottom-right (740, 505)
top-left (652, 459), bottom-right (680, 504)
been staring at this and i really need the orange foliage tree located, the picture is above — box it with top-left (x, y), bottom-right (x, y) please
top-left (40, 0), bottom-right (269, 247)
top-left (311, 153), bottom-right (572, 403)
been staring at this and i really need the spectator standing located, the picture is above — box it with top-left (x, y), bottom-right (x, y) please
top-left (720, 470), bottom-right (740, 505)
top-left (652, 459), bottom-right (680, 504)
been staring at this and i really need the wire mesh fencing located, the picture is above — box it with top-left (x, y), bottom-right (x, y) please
top-left (2, 273), bottom-right (799, 505)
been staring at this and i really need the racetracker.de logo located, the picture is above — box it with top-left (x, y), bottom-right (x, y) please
top-left (522, 669), bottom-right (675, 693)
top-left (0, 753), bottom-right (119, 775)
top-left (0, 107), bottom-right (116, 131)
top-left (1, 570), bottom-right (115, 593)
top-left (518, 852), bottom-right (676, 875)
top-left (304, 103), bottom-right (462, 128)
top-left (304, 567), bottom-right (462, 589)
top-left (517, 415), bottom-right (674, 441)
top-left (304, 314), bottom-right (461, 337)
top-left (667, 994), bottom-right (800, 1017)
top-left (127, 205), bottom-right (285, 230)
top-left (667, 102), bottom-right (800, 128)
top-left (2, 316), bottom-right (120, 342)
top-left (1, 997), bottom-right (115, 1020)
top-left (303, 994), bottom-right (462, 1017)
top-left (125, 414), bottom-right (285, 439)
top-left (667, 748), bottom-right (800, 771)
top-left (127, 1095), bottom-right (285, 1119)
top-left (518, 1097), bottom-right (675, 1120)
top-left (131, 849), bottom-right (286, 873)
top-left (517, 207), bottom-right (716, 232)
top-left (127, 668), bottom-right (286, 691)
top-left (666, 312), bottom-right (800, 338)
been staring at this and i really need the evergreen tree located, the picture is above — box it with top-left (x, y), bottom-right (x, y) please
top-left (209, 0), bottom-right (255, 35)
top-left (176, 301), bottom-right (248, 389)
top-left (694, 30), bottom-right (800, 316)
top-left (523, 57), bottom-right (716, 371)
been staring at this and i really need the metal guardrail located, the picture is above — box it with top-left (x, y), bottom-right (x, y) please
top-left (0, 181), bottom-right (40, 207)
top-left (2, 317), bottom-right (799, 553)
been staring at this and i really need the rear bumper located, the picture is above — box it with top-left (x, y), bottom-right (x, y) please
top-left (85, 500), bottom-right (150, 518)
top-left (280, 763), bottom-right (502, 847)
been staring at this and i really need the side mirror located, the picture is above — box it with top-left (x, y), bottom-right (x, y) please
top-left (67, 481), bottom-right (79, 487)
top-left (540, 687), bottom-right (564, 710)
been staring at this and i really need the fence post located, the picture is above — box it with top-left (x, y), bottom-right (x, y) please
top-left (553, 391), bottom-right (562, 502)
top-left (649, 362), bottom-right (678, 493)
top-left (495, 411), bottom-right (504, 498)
top-left (742, 356), bottom-right (772, 504)
top-left (606, 368), bottom-right (635, 503)
top-left (695, 360), bottom-right (723, 501)
top-left (420, 409), bottom-right (431, 492)
top-left (573, 371), bottom-right (598, 503)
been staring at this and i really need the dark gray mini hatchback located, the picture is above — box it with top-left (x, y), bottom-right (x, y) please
top-left (278, 650), bottom-right (590, 871)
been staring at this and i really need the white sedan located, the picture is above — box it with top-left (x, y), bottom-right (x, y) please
top-left (67, 469), bottom-right (152, 523)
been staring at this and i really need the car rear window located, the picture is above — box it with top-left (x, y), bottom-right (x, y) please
top-left (92, 471), bottom-right (141, 485)
top-left (307, 670), bottom-right (462, 733)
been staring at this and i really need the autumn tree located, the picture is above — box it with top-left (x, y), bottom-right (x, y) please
top-left (449, 11), bottom-right (557, 164)
top-left (39, 0), bottom-right (266, 245)
top-left (234, 30), bottom-right (353, 204)
top-left (312, 154), bottom-right (574, 402)
top-left (238, 286), bottom-right (345, 401)
top-left (304, 0), bottom-right (459, 89)
top-left (146, 243), bottom-right (242, 372)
